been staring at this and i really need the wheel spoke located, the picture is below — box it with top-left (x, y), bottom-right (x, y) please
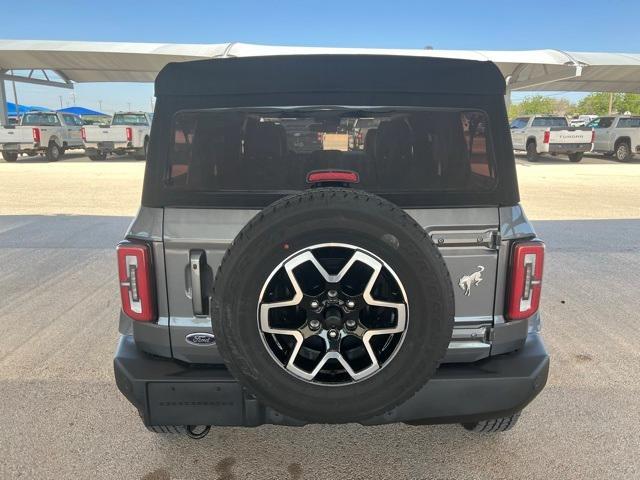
top-left (258, 244), bottom-right (408, 384)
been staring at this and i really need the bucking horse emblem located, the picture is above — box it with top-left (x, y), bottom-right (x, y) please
top-left (458, 266), bottom-right (485, 296)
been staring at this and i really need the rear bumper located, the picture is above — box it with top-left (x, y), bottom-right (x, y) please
top-left (546, 142), bottom-right (592, 153)
top-left (1, 142), bottom-right (39, 151)
top-left (114, 333), bottom-right (549, 427)
top-left (85, 142), bottom-right (138, 152)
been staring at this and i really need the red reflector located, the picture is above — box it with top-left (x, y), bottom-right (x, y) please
top-left (126, 127), bottom-right (133, 141)
top-left (307, 170), bottom-right (359, 184)
top-left (543, 131), bottom-right (550, 144)
top-left (506, 241), bottom-right (545, 321)
top-left (81, 127), bottom-right (86, 141)
top-left (32, 128), bottom-right (40, 143)
top-left (117, 242), bottom-right (156, 322)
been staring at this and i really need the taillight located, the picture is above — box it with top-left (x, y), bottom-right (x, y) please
top-left (543, 131), bottom-right (550, 144)
top-left (307, 170), bottom-right (360, 184)
top-left (591, 128), bottom-right (595, 143)
top-left (126, 127), bottom-right (133, 141)
top-left (32, 128), bottom-right (40, 143)
top-left (117, 242), bottom-right (156, 322)
top-left (506, 241), bottom-right (545, 321)
top-left (81, 127), bottom-right (86, 141)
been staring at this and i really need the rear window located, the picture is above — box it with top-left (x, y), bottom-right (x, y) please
top-left (21, 113), bottom-right (60, 126)
top-left (531, 117), bottom-right (568, 127)
top-left (112, 114), bottom-right (149, 126)
top-left (166, 108), bottom-right (496, 196)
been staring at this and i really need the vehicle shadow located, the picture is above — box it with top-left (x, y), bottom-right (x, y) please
top-left (3, 150), bottom-right (143, 164)
top-left (515, 152), bottom-right (640, 165)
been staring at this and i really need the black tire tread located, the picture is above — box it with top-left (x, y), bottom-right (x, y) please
top-left (212, 188), bottom-right (455, 423)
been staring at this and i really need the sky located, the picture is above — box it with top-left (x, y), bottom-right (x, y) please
top-left (1, 0), bottom-right (636, 113)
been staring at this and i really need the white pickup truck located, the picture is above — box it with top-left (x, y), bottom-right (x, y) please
top-left (0, 111), bottom-right (84, 162)
top-left (82, 112), bottom-right (152, 160)
top-left (588, 116), bottom-right (640, 162)
top-left (510, 115), bottom-right (594, 162)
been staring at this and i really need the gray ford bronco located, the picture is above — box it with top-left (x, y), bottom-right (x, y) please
top-left (114, 54), bottom-right (549, 438)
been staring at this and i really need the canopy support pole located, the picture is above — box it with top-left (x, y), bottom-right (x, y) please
top-left (0, 72), bottom-right (7, 126)
top-left (504, 76), bottom-right (512, 111)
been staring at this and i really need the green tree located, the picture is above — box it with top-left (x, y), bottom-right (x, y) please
top-left (575, 93), bottom-right (623, 115)
top-left (618, 93), bottom-right (640, 114)
top-left (515, 95), bottom-right (558, 115)
top-left (509, 95), bottom-right (575, 119)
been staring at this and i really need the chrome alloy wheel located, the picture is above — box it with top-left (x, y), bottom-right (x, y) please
top-left (257, 243), bottom-right (409, 385)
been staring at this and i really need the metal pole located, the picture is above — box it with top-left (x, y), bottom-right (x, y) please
top-left (11, 70), bottom-right (20, 117)
top-left (608, 93), bottom-right (613, 115)
top-left (0, 76), bottom-right (8, 126)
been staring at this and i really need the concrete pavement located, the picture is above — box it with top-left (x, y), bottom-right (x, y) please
top-left (0, 156), bottom-right (639, 479)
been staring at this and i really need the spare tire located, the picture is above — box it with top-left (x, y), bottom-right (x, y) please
top-left (211, 188), bottom-right (454, 423)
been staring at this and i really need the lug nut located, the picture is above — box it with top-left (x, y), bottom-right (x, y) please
top-left (327, 290), bottom-right (338, 298)
top-left (345, 319), bottom-right (357, 330)
top-left (309, 319), bottom-right (321, 330)
top-left (310, 300), bottom-right (320, 309)
top-left (328, 329), bottom-right (339, 339)
top-left (346, 300), bottom-right (356, 309)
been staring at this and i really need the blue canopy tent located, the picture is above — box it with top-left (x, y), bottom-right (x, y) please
top-left (57, 106), bottom-right (107, 116)
top-left (6, 101), bottom-right (48, 115)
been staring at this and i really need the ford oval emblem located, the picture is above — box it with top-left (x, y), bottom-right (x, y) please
top-left (185, 333), bottom-right (216, 346)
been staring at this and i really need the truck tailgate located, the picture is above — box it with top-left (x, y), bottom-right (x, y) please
top-left (0, 127), bottom-right (34, 144)
top-left (83, 126), bottom-right (128, 142)
top-left (548, 127), bottom-right (592, 144)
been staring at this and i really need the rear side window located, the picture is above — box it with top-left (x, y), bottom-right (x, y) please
top-left (588, 117), bottom-right (614, 128)
top-left (509, 117), bottom-right (528, 129)
top-left (166, 108), bottom-right (496, 196)
top-left (617, 117), bottom-right (640, 128)
top-left (62, 114), bottom-right (82, 126)
top-left (531, 117), bottom-right (568, 127)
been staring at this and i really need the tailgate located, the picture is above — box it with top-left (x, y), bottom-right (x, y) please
top-left (0, 127), bottom-right (34, 144)
top-left (548, 127), bottom-right (592, 144)
top-left (83, 126), bottom-right (126, 142)
top-left (162, 207), bottom-right (502, 364)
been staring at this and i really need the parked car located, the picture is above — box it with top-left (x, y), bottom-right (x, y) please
top-left (588, 116), bottom-right (640, 162)
top-left (82, 112), bottom-right (151, 160)
top-left (510, 115), bottom-right (593, 162)
top-left (114, 55), bottom-right (549, 437)
top-left (569, 115), bottom-right (598, 127)
top-left (0, 111), bottom-right (83, 162)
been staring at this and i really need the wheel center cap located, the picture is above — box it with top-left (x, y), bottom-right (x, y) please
top-left (323, 306), bottom-right (343, 330)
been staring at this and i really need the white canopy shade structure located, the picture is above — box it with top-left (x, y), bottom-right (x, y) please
top-left (2, 39), bottom-right (640, 123)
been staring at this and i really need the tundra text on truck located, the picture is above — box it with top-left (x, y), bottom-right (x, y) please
top-left (0, 111), bottom-right (83, 162)
top-left (510, 115), bottom-right (593, 162)
top-left (82, 112), bottom-right (151, 160)
top-left (114, 55), bottom-right (549, 438)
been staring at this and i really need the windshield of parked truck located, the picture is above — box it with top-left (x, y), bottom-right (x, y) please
top-left (166, 107), bottom-right (497, 197)
top-left (112, 114), bottom-right (149, 126)
top-left (21, 113), bottom-right (60, 126)
top-left (531, 117), bottom-right (568, 127)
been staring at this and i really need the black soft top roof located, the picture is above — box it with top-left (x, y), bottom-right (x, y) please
top-left (155, 54), bottom-right (506, 97)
